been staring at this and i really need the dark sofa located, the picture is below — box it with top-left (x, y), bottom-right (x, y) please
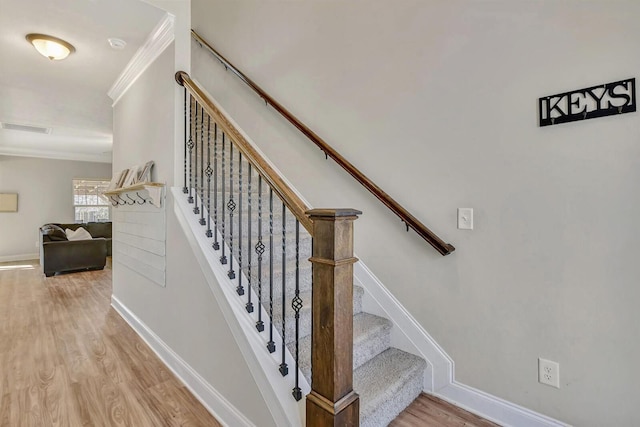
top-left (39, 222), bottom-right (112, 277)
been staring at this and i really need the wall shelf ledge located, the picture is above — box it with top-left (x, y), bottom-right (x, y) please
top-left (105, 182), bottom-right (165, 208)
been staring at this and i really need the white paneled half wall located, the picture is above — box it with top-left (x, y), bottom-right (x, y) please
top-left (113, 199), bottom-right (166, 286)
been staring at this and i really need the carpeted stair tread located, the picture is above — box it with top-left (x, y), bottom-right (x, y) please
top-left (290, 312), bottom-right (393, 384)
top-left (355, 347), bottom-right (426, 427)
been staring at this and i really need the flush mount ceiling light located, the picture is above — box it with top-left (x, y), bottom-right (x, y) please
top-left (25, 33), bottom-right (75, 60)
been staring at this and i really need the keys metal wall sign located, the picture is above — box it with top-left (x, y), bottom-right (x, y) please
top-left (539, 78), bottom-right (636, 127)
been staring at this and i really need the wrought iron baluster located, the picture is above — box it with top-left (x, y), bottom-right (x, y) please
top-left (246, 163), bottom-right (253, 313)
top-left (187, 95), bottom-right (194, 203)
top-left (267, 188), bottom-right (275, 353)
top-left (236, 152), bottom-right (243, 294)
top-left (292, 220), bottom-right (302, 400)
top-left (220, 132), bottom-right (227, 264)
top-left (199, 105), bottom-right (206, 225)
top-left (183, 87), bottom-right (188, 194)
top-left (205, 115), bottom-right (213, 237)
top-left (213, 123), bottom-right (220, 250)
top-left (227, 142), bottom-right (236, 278)
top-left (255, 175), bottom-right (264, 332)
top-left (279, 202), bottom-right (288, 376)
top-left (193, 104), bottom-right (200, 214)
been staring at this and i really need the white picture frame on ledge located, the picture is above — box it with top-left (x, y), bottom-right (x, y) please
top-left (115, 169), bottom-right (129, 189)
top-left (108, 170), bottom-right (123, 191)
top-left (137, 161), bottom-right (154, 183)
top-left (122, 167), bottom-right (138, 188)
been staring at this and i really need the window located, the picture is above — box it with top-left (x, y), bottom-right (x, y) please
top-left (73, 179), bottom-right (110, 222)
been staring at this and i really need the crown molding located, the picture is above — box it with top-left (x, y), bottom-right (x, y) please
top-left (0, 147), bottom-right (111, 164)
top-left (108, 13), bottom-right (175, 106)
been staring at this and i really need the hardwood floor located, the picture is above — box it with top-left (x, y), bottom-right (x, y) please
top-left (0, 259), bottom-right (501, 426)
top-left (0, 259), bottom-right (221, 427)
top-left (390, 393), bottom-right (500, 426)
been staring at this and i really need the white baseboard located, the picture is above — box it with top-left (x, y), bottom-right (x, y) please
top-left (0, 253), bottom-right (39, 263)
top-left (111, 296), bottom-right (255, 427)
top-left (354, 261), bottom-right (570, 427)
top-left (437, 382), bottom-right (572, 427)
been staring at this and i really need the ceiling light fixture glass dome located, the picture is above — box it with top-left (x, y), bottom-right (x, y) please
top-left (26, 33), bottom-right (75, 61)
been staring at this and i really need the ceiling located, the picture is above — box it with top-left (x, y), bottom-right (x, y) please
top-left (0, 0), bottom-right (165, 163)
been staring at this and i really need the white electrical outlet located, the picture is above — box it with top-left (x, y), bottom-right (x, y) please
top-left (538, 358), bottom-right (560, 388)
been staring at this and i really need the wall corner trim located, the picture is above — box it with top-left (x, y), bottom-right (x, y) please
top-left (108, 12), bottom-right (175, 106)
top-left (111, 296), bottom-right (255, 427)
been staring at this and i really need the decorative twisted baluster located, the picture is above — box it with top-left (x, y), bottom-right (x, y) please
top-left (279, 202), bottom-right (288, 376)
top-left (255, 175), bottom-right (264, 332)
top-left (220, 132), bottom-right (227, 265)
top-left (183, 87), bottom-right (188, 194)
top-left (205, 115), bottom-right (213, 237)
top-left (187, 95), bottom-right (194, 203)
top-left (212, 123), bottom-right (220, 250)
top-left (227, 143), bottom-right (236, 279)
top-left (246, 163), bottom-right (254, 313)
top-left (236, 152), bottom-right (243, 294)
top-left (193, 104), bottom-right (200, 215)
top-left (292, 219), bottom-right (302, 400)
top-left (267, 188), bottom-right (275, 354)
top-left (199, 105), bottom-right (206, 225)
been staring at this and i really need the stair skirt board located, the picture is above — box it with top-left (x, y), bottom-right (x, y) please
top-left (111, 296), bottom-right (255, 427)
top-left (174, 190), bottom-right (307, 427)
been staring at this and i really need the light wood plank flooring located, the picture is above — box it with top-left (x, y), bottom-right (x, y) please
top-left (390, 393), bottom-right (500, 426)
top-left (0, 259), bottom-right (221, 427)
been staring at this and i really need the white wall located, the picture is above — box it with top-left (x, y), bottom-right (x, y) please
top-left (111, 42), bottom-right (277, 427)
top-left (190, 1), bottom-right (640, 425)
top-left (0, 155), bottom-right (111, 260)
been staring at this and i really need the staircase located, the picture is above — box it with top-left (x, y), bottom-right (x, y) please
top-left (175, 64), bottom-right (456, 425)
top-left (204, 153), bottom-right (427, 426)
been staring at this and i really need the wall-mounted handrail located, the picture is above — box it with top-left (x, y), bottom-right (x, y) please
top-left (191, 29), bottom-right (455, 255)
top-left (176, 71), bottom-right (314, 234)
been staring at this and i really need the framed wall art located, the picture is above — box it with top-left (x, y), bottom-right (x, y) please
top-left (0, 193), bottom-right (18, 212)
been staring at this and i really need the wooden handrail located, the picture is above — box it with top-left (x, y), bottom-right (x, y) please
top-left (176, 71), bottom-right (314, 235)
top-left (191, 30), bottom-right (455, 256)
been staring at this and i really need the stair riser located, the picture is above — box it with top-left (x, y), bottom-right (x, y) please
top-left (267, 287), bottom-right (364, 347)
top-left (187, 207), bottom-right (304, 231)
top-left (216, 230), bottom-right (311, 255)
top-left (241, 264), bottom-right (312, 295)
top-left (291, 315), bottom-right (393, 385)
top-left (360, 372), bottom-right (423, 427)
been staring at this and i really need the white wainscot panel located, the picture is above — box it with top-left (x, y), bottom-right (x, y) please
top-left (113, 201), bottom-right (166, 286)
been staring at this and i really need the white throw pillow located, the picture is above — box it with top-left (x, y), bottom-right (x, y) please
top-left (65, 227), bottom-right (93, 241)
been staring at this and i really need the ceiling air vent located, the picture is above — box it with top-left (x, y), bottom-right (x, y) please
top-left (1, 122), bottom-right (52, 134)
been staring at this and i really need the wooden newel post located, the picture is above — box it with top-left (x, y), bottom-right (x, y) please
top-left (306, 208), bottom-right (362, 427)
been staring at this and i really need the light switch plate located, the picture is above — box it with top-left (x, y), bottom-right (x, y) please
top-left (458, 208), bottom-right (473, 230)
